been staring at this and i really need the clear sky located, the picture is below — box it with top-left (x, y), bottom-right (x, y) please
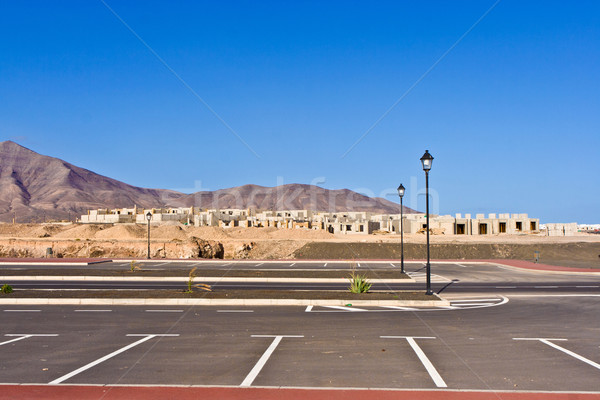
top-left (1, 1), bottom-right (598, 223)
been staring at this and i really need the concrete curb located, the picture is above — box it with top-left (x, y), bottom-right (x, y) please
top-left (0, 276), bottom-right (412, 283)
top-left (0, 261), bottom-right (107, 266)
top-left (0, 298), bottom-right (449, 306)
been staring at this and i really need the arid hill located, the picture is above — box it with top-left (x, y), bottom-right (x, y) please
top-left (0, 141), bottom-right (415, 222)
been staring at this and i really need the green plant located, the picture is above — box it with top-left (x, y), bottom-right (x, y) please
top-left (1, 284), bottom-right (13, 294)
top-left (348, 272), bottom-right (372, 293)
top-left (185, 267), bottom-right (212, 293)
top-left (130, 260), bottom-right (141, 272)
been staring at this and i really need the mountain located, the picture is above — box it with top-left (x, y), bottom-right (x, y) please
top-left (0, 141), bottom-right (416, 222)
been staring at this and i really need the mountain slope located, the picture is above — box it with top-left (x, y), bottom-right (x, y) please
top-left (0, 141), bottom-right (416, 222)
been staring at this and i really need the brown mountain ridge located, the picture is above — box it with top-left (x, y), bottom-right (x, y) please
top-left (0, 141), bottom-right (416, 222)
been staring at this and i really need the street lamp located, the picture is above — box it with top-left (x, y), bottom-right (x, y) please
top-left (420, 150), bottom-right (434, 295)
top-left (397, 184), bottom-right (406, 274)
top-left (146, 211), bottom-right (152, 259)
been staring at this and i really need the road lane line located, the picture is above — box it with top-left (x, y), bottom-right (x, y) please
top-left (3, 310), bottom-right (41, 312)
top-left (495, 286), bottom-right (517, 289)
top-left (381, 306), bottom-right (417, 311)
top-left (217, 310), bottom-right (254, 313)
top-left (534, 286), bottom-right (559, 289)
top-left (455, 264), bottom-right (468, 268)
top-left (145, 310), bottom-right (184, 313)
top-left (241, 335), bottom-right (304, 387)
top-left (74, 310), bottom-right (112, 312)
top-left (381, 336), bottom-right (446, 388)
top-left (49, 334), bottom-right (178, 384)
top-left (576, 286), bottom-right (599, 288)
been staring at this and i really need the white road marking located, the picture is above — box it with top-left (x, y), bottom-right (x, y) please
top-left (3, 310), bottom-right (41, 312)
top-left (576, 286), bottom-right (599, 288)
top-left (305, 305), bottom-right (313, 312)
top-left (1, 334), bottom-right (58, 346)
top-left (289, 263), bottom-right (295, 267)
top-left (74, 310), bottom-right (112, 312)
top-left (324, 305), bottom-right (368, 312)
top-left (495, 286), bottom-right (517, 289)
top-left (217, 310), bottom-right (254, 313)
top-left (357, 263), bottom-right (361, 268)
top-left (241, 335), bottom-right (303, 387)
top-left (514, 338), bottom-right (600, 371)
top-left (450, 299), bottom-right (501, 302)
top-left (390, 263), bottom-right (396, 268)
top-left (149, 262), bottom-right (171, 268)
top-left (381, 336), bottom-right (447, 388)
top-left (381, 306), bottom-right (418, 311)
top-left (255, 263), bottom-right (264, 267)
top-left (324, 263), bottom-right (328, 267)
top-left (145, 310), bottom-right (184, 313)
top-left (455, 264), bottom-right (468, 268)
top-left (49, 334), bottom-right (179, 385)
top-left (534, 286), bottom-right (559, 289)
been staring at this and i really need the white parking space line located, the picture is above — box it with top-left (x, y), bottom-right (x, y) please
top-left (289, 263), bottom-right (295, 267)
top-left (1, 334), bottom-right (58, 346)
top-left (241, 335), bottom-right (303, 387)
top-left (514, 338), bottom-right (600, 371)
top-left (305, 305), bottom-right (313, 312)
top-left (74, 310), bottom-right (112, 312)
top-left (324, 263), bottom-right (327, 267)
top-left (381, 336), bottom-right (447, 388)
top-left (149, 262), bottom-right (171, 268)
top-left (3, 310), bottom-right (41, 312)
top-left (49, 334), bottom-right (179, 384)
top-left (217, 310), bottom-right (254, 313)
top-left (255, 263), bottom-right (264, 267)
top-left (324, 306), bottom-right (368, 312)
top-left (145, 310), bottom-right (184, 313)
top-left (381, 306), bottom-right (417, 311)
top-left (450, 299), bottom-right (501, 302)
top-left (576, 286), bottom-right (600, 288)
top-left (455, 264), bottom-right (468, 268)
top-left (495, 286), bottom-right (517, 289)
top-left (390, 263), bottom-right (396, 268)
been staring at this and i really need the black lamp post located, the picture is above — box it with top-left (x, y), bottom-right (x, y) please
top-left (397, 184), bottom-right (406, 274)
top-left (420, 150), bottom-right (434, 295)
top-left (146, 211), bottom-right (152, 259)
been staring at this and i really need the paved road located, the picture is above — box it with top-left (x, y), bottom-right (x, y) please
top-left (1, 259), bottom-right (599, 395)
top-left (0, 296), bottom-right (599, 391)
top-left (3, 260), bottom-right (600, 295)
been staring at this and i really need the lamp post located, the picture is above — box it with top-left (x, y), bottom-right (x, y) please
top-left (146, 212), bottom-right (152, 259)
top-left (397, 184), bottom-right (405, 274)
top-left (420, 150), bottom-right (434, 295)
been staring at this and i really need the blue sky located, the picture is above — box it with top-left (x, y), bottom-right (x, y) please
top-left (1, 1), bottom-right (598, 223)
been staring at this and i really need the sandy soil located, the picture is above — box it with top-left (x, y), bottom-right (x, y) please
top-left (0, 223), bottom-right (598, 263)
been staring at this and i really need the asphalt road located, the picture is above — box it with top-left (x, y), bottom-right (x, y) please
top-left (1, 260), bottom-right (599, 393)
top-left (1, 296), bottom-right (599, 391)
top-left (3, 260), bottom-right (600, 295)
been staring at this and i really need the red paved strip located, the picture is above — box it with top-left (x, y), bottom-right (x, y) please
top-left (0, 258), bottom-right (109, 264)
top-left (2, 386), bottom-right (600, 400)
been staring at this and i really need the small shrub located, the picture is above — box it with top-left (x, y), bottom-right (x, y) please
top-left (185, 267), bottom-right (212, 293)
top-left (130, 260), bottom-right (141, 272)
top-left (348, 272), bottom-right (372, 293)
top-left (1, 284), bottom-right (13, 294)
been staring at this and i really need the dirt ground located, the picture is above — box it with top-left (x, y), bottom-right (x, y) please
top-left (0, 223), bottom-right (598, 267)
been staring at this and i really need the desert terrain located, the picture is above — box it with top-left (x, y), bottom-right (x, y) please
top-left (0, 222), bottom-right (598, 268)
